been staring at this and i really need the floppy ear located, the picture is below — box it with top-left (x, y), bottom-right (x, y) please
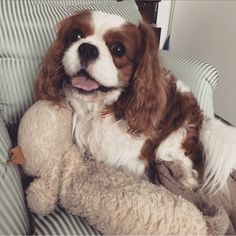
top-left (35, 18), bottom-right (73, 102)
top-left (113, 23), bottom-right (168, 137)
top-left (35, 40), bottom-right (65, 102)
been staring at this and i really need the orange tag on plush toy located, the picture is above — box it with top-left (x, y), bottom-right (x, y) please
top-left (8, 146), bottom-right (26, 165)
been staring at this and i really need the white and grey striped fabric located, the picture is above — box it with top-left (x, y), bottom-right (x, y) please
top-left (0, 117), bottom-right (30, 235)
top-left (31, 207), bottom-right (101, 235)
top-left (159, 50), bottom-right (219, 118)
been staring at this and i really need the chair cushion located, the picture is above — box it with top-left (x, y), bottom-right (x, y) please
top-left (32, 206), bottom-right (101, 235)
top-left (0, 117), bottom-right (30, 234)
top-left (0, 0), bottom-right (142, 127)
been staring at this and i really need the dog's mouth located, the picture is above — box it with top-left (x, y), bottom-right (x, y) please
top-left (71, 69), bottom-right (114, 94)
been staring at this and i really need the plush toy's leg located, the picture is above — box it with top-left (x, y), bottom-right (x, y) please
top-left (60, 144), bottom-right (87, 192)
top-left (26, 162), bottom-right (62, 216)
top-left (60, 147), bottom-right (212, 235)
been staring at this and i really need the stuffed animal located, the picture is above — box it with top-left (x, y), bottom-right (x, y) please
top-left (10, 100), bottom-right (236, 235)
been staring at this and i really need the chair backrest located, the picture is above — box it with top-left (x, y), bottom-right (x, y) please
top-left (160, 50), bottom-right (219, 118)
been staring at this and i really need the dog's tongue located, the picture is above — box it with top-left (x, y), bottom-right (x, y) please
top-left (71, 75), bottom-right (99, 91)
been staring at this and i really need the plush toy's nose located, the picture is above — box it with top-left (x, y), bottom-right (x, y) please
top-left (78, 43), bottom-right (99, 65)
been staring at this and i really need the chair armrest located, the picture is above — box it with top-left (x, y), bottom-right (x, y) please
top-left (159, 50), bottom-right (219, 118)
top-left (0, 118), bottom-right (29, 234)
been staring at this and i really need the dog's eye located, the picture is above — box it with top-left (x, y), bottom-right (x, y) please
top-left (110, 43), bottom-right (126, 57)
top-left (68, 29), bottom-right (84, 43)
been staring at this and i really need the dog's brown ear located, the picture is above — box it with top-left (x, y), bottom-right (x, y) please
top-left (35, 14), bottom-right (74, 102)
top-left (113, 23), bottom-right (168, 137)
top-left (35, 38), bottom-right (65, 102)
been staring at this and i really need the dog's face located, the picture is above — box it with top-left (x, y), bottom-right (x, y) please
top-left (36, 10), bottom-right (166, 135)
top-left (59, 10), bottom-right (141, 103)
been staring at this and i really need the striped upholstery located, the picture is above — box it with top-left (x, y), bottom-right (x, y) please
top-left (159, 50), bottom-right (219, 118)
top-left (0, 118), bottom-right (29, 234)
top-left (31, 207), bottom-right (101, 235)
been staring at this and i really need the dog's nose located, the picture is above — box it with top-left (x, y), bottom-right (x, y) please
top-left (78, 43), bottom-right (99, 64)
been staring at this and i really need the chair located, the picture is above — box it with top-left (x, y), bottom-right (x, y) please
top-left (0, 0), bottom-right (219, 234)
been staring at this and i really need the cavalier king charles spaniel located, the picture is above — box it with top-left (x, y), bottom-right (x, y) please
top-left (36, 10), bottom-right (236, 194)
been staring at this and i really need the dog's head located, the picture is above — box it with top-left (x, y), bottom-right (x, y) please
top-left (36, 10), bottom-right (140, 102)
top-left (36, 10), bottom-right (168, 135)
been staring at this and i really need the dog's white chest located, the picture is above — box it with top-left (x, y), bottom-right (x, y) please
top-left (73, 105), bottom-right (146, 176)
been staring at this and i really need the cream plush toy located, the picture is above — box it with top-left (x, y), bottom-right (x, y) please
top-left (12, 100), bottom-right (236, 235)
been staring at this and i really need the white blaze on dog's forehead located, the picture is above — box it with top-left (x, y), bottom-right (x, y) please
top-left (91, 11), bottom-right (126, 34)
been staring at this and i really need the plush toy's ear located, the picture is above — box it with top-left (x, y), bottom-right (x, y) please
top-left (112, 23), bottom-right (168, 137)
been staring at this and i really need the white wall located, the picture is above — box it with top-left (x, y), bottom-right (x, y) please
top-left (156, 0), bottom-right (172, 49)
top-left (169, 1), bottom-right (236, 125)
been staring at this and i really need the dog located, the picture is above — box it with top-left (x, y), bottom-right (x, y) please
top-left (36, 10), bottom-right (236, 194)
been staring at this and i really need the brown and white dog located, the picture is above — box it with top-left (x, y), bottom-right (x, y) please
top-left (36, 10), bottom-right (236, 194)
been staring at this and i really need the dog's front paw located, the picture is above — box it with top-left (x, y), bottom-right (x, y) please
top-left (26, 179), bottom-right (58, 216)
